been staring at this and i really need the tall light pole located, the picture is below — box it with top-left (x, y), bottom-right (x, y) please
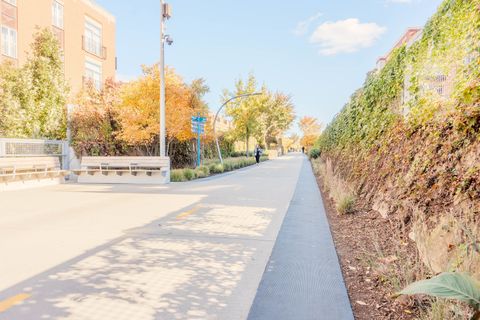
top-left (213, 93), bottom-right (261, 164)
top-left (160, 1), bottom-right (172, 157)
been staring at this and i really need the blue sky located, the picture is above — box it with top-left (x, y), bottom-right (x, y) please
top-left (95, 0), bottom-right (443, 130)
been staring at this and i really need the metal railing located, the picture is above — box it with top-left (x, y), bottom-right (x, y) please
top-left (0, 138), bottom-right (69, 169)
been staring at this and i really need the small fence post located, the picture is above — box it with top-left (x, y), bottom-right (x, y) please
top-left (62, 140), bottom-right (69, 170)
top-left (0, 140), bottom-right (5, 157)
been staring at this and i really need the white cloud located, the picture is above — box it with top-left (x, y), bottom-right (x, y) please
top-left (293, 12), bottom-right (323, 36)
top-left (309, 18), bottom-right (386, 55)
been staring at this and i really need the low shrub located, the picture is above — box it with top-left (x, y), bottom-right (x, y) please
top-left (208, 163), bottom-right (218, 174)
top-left (170, 169), bottom-right (186, 182)
top-left (197, 165), bottom-right (210, 176)
top-left (211, 163), bottom-right (224, 174)
top-left (183, 168), bottom-right (196, 181)
top-left (223, 161), bottom-right (233, 171)
top-left (336, 194), bottom-right (356, 214)
top-left (229, 151), bottom-right (247, 158)
top-left (195, 168), bottom-right (207, 178)
top-left (173, 156), bottom-right (268, 182)
top-left (309, 148), bottom-right (320, 159)
top-left (232, 159), bottom-right (243, 168)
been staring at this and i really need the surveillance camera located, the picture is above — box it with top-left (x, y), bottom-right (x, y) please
top-left (165, 35), bottom-right (173, 46)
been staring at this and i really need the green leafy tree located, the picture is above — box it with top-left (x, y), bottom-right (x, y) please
top-left (224, 74), bottom-right (263, 156)
top-left (24, 28), bottom-right (69, 139)
top-left (0, 62), bottom-right (31, 137)
top-left (0, 28), bottom-right (69, 139)
top-left (258, 91), bottom-right (295, 148)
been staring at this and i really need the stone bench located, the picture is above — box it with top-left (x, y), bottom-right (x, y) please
top-left (0, 156), bottom-right (68, 183)
top-left (75, 156), bottom-right (170, 184)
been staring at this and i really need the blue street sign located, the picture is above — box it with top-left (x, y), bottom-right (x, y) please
top-left (191, 123), bottom-right (205, 133)
top-left (191, 116), bottom-right (207, 123)
top-left (191, 114), bottom-right (207, 167)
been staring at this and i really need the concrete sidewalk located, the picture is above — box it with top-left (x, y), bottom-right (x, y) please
top-left (248, 157), bottom-right (354, 320)
top-left (0, 155), bottom-right (303, 319)
top-left (0, 154), bottom-right (353, 319)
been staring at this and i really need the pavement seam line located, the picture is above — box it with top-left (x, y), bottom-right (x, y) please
top-left (129, 232), bottom-right (276, 243)
top-left (0, 293), bottom-right (31, 313)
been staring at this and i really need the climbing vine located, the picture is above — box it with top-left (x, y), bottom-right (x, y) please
top-left (315, 2), bottom-right (480, 318)
top-left (317, 0), bottom-right (480, 153)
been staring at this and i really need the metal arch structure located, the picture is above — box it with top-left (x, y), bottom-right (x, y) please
top-left (213, 93), bottom-right (262, 164)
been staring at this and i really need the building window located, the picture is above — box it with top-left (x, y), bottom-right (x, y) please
top-left (3, 0), bottom-right (16, 6)
top-left (1, 25), bottom-right (16, 58)
top-left (1, 1), bottom-right (17, 28)
top-left (84, 18), bottom-right (102, 56)
top-left (85, 60), bottom-right (102, 90)
top-left (52, 1), bottom-right (64, 29)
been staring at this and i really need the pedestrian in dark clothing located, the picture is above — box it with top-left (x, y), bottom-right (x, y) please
top-left (254, 145), bottom-right (262, 164)
top-left (302, 146), bottom-right (305, 154)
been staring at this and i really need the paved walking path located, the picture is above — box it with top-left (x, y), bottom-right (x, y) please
top-left (0, 154), bottom-right (352, 319)
top-left (248, 158), bottom-right (354, 320)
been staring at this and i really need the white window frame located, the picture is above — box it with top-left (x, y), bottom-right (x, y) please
top-left (85, 59), bottom-right (102, 90)
top-left (3, 0), bottom-right (17, 6)
top-left (1, 25), bottom-right (17, 58)
top-left (84, 17), bottom-right (102, 57)
top-left (52, 1), bottom-right (64, 29)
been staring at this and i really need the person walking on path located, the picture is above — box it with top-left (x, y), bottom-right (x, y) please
top-left (254, 145), bottom-right (262, 165)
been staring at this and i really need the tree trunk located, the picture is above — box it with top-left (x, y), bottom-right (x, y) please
top-left (245, 126), bottom-right (250, 157)
top-left (166, 139), bottom-right (172, 156)
top-left (263, 124), bottom-right (274, 149)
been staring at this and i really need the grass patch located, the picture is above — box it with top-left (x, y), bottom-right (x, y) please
top-left (336, 194), bottom-right (356, 214)
top-left (183, 168), bottom-right (196, 180)
top-left (170, 169), bottom-right (186, 182)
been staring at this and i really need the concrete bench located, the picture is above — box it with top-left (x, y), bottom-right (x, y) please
top-left (0, 157), bottom-right (68, 183)
top-left (75, 156), bottom-right (170, 184)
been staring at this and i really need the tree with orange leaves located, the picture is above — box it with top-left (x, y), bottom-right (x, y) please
top-left (299, 116), bottom-right (322, 149)
top-left (70, 79), bottom-right (122, 156)
top-left (116, 65), bottom-right (208, 155)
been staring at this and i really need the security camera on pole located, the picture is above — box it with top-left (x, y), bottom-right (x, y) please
top-left (160, 1), bottom-right (172, 180)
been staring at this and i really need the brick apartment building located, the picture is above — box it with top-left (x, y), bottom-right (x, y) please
top-left (0, 0), bottom-right (116, 94)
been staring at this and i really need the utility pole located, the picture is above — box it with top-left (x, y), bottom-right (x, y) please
top-left (196, 113), bottom-right (201, 167)
top-left (159, 1), bottom-right (172, 157)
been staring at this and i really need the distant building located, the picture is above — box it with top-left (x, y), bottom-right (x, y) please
top-left (0, 0), bottom-right (116, 94)
top-left (211, 114), bottom-right (233, 133)
top-left (376, 27), bottom-right (422, 71)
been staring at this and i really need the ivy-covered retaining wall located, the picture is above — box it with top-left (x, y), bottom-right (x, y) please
top-left (314, 0), bottom-right (480, 318)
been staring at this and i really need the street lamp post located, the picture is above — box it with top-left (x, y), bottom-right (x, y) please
top-left (160, 1), bottom-right (172, 157)
top-left (213, 93), bottom-right (261, 165)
